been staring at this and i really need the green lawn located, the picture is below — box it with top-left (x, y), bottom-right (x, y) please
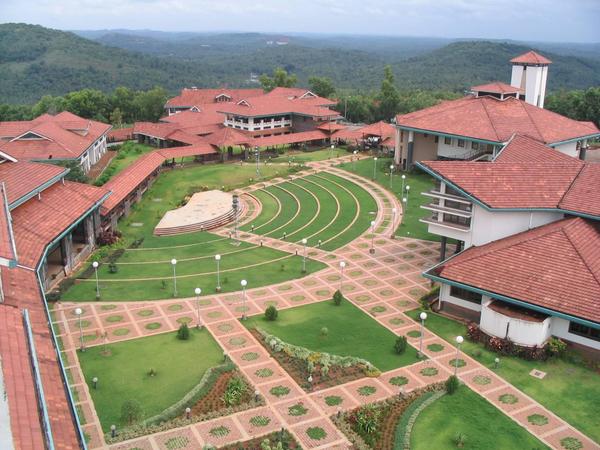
top-left (339, 157), bottom-right (439, 241)
top-left (410, 385), bottom-right (548, 449)
top-left (95, 142), bottom-right (155, 186)
top-left (270, 147), bottom-right (350, 163)
top-left (78, 329), bottom-right (223, 431)
top-left (406, 308), bottom-right (600, 443)
top-left (244, 300), bottom-right (418, 372)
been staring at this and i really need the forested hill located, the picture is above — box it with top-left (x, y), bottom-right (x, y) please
top-left (1, 23), bottom-right (599, 104)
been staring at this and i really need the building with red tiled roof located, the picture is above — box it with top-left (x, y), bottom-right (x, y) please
top-left (165, 88), bottom-right (264, 115)
top-left (394, 50), bottom-right (599, 168)
top-left (0, 111), bottom-right (111, 173)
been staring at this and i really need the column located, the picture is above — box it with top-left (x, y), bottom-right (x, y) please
top-left (407, 130), bottom-right (415, 169)
top-left (394, 127), bottom-right (402, 166)
top-left (62, 233), bottom-right (74, 272)
top-left (579, 139), bottom-right (588, 161)
top-left (440, 236), bottom-right (447, 262)
top-left (84, 216), bottom-right (95, 247)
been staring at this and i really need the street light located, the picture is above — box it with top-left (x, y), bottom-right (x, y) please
top-left (418, 312), bottom-right (427, 358)
top-left (75, 307), bottom-right (84, 352)
top-left (391, 207), bottom-right (397, 239)
top-left (454, 335), bottom-right (464, 376)
top-left (370, 220), bottom-right (376, 254)
top-left (389, 164), bottom-right (394, 189)
top-left (353, 150), bottom-right (358, 171)
top-left (401, 174), bottom-right (406, 195)
top-left (373, 157), bottom-right (378, 180)
top-left (254, 146), bottom-right (260, 177)
top-left (403, 197), bottom-right (408, 211)
top-left (301, 238), bottom-right (308, 273)
top-left (195, 287), bottom-right (202, 329)
top-left (92, 261), bottom-right (100, 300)
top-left (339, 261), bottom-right (346, 292)
top-left (171, 258), bottom-right (177, 297)
top-left (215, 254), bottom-right (221, 292)
top-left (330, 144), bottom-right (334, 159)
top-left (240, 279), bottom-right (248, 320)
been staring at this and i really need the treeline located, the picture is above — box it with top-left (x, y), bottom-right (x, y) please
top-left (0, 86), bottom-right (168, 124)
top-left (545, 88), bottom-right (600, 128)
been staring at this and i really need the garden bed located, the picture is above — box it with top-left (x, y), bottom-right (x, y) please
top-left (218, 429), bottom-right (301, 449)
top-left (250, 328), bottom-right (377, 391)
top-left (187, 368), bottom-right (253, 416)
top-left (332, 383), bottom-right (445, 449)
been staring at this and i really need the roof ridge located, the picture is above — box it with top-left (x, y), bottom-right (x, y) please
top-left (558, 163), bottom-right (588, 208)
top-left (479, 98), bottom-right (502, 142)
top-left (562, 221), bottom-right (600, 288)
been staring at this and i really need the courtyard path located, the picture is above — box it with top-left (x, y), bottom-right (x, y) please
top-left (52, 157), bottom-right (599, 450)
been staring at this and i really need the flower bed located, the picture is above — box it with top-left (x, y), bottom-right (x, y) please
top-left (332, 383), bottom-right (444, 449)
top-left (106, 361), bottom-right (263, 444)
top-left (217, 429), bottom-right (301, 449)
top-left (250, 328), bottom-right (380, 391)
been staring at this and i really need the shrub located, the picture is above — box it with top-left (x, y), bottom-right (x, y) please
top-left (445, 375), bottom-right (459, 395)
top-left (546, 337), bottom-right (567, 357)
top-left (355, 404), bottom-right (380, 435)
top-left (120, 399), bottom-right (143, 425)
top-left (333, 289), bottom-right (343, 306)
top-left (177, 323), bottom-right (190, 340)
top-left (265, 305), bottom-right (278, 321)
top-left (222, 376), bottom-right (247, 407)
top-left (394, 336), bottom-right (407, 354)
top-left (97, 230), bottom-right (121, 246)
top-left (320, 326), bottom-right (329, 337)
top-left (454, 432), bottom-right (467, 448)
top-left (108, 263), bottom-right (118, 274)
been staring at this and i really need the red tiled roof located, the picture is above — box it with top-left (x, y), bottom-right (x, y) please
top-left (333, 127), bottom-right (364, 141)
top-left (494, 134), bottom-right (581, 164)
top-left (11, 182), bottom-right (109, 268)
top-left (161, 106), bottom-right (225, 130)
top-left (165, 88), bottom-right (264, 108)
top-left (0, 304), bottom-right (45, 450)
top-left (159, 144), bottom-right (218, 159)
top-left (432, 217), bottom-right (600, 323)
top-left (395, 95), bottom-right (599, 144)
top-left (217, 96), bottom-right (340, 118)
top-left (559, 164), bottom-right (600, 217)
top-left (0, 161), bottom-right (66, 206)
top-left (316, 122), bottom-right (347, 132)
top-left (265, 88), bottom-right (336, 106)
top-left (253, 130), bottom-right (329, 147)
top-left (471, 81), bottom-right (524, 94)
top-left (0, 112), bottom-right (111, 161)
top-left (420, 160), bottom-right (584, 209)
top-left (203, 127), bottom-right (253, 148)
top-left (0, 184), bottom-right (17, 265)
top-left (510, 50), bottom-right (552, 65)
top-left (107, 127), bottom-right (134, 142)
top-left (359, 121), bottom-right (395, 140)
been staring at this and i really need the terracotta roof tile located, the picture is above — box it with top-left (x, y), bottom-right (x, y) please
top-left (217, 96), bottom-right (340, 118)
top-left (471, 81), bottom-right (524, 94)
top-left (559, 163), bottom-right (600, 217)
top-left (433, 217), bottom-right (600, 323)
top-left (165, 88), bottom-right (264, 108)
top-left (0, 161), bottom-right (66, 206)
top-left (510, 50), bottom-right (552, 65)
top-left (253, 130), bottom-right (329, 147)
top-left (0, 184), bottom-right (17, 264)
top-left (494, 134), bottom-right (582, 164)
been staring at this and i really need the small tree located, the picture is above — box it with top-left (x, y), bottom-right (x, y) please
top-left (265, 305), bottom-right (278, 321)
top-left (320, 326), bottom-right (329, 337)
top-left (120, 399), bottom-right (143, 425)
top-left (333, 290), bottom-right (343, 306)
top-left (446, 375), bottom-right (460, 395)
top-left (177, 323), bottom-right (190, 340)
top-left (454, 432), bottom-right (467, 448)
top-left (394, 336), bottom-right (407, 354)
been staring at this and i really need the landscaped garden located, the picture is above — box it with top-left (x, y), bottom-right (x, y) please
top-left (94, 142), bottom-right (155, 186)
top-left (244, 299), bottom-right (419, 390)
top-left (270, 146), bottom-right (349, 163)
top-left (338, 156), bottom-right (439, 241)
top-left (78, 329), bottom-right (225, 431)
top-left (406, 308), bottom-right (600, 443)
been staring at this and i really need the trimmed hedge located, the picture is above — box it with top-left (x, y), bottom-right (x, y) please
top-left (394, 390), bottom-right (446, 450)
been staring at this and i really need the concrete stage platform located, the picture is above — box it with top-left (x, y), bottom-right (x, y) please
top-left (154, 190), bottom-right (241, 236)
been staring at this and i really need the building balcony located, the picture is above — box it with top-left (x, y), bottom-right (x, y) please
top-left (420, 215), bottom-right (471, 232)
top-left (421, 202), bottom-right (472, 218)
top-left (423, 189), bottom-right (472, 204)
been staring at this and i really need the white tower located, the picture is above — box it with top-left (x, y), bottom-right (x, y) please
top-left (510, 51), bottom-right (552, 108)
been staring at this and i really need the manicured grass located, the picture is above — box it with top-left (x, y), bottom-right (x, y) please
top-left (78, 329), bottom-right (223, 431)
top-left (270, 147), bottom-right (350, 163)
top-left (95, 142), bottom-right (155, 185)
top-left (406, 308), bottom-right (600, 442)
top-left (244, 300), bottom-right (418, 371)
top-left (339, 157), bottom-right (439, 241)
top-left (410, 385), bottom-right (548, 449)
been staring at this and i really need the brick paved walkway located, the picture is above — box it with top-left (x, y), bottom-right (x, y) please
top-left (52, 157), bottom-right (599, 450)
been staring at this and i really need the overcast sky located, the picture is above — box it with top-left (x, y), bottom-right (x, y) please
top-left (1, 0), bottom-right (599, 43)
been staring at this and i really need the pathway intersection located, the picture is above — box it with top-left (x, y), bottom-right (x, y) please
top-left (52, 157), bottom-right (599, 450)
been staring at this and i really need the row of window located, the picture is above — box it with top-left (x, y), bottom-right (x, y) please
top-left (431, 212), bottom-right (472, 227)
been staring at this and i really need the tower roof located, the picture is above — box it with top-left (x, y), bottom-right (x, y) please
top-left (510, 51), bottom-right (552, 65)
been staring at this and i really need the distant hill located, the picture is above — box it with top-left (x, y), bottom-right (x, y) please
top-left (1, 23), bottom-right (599, 104)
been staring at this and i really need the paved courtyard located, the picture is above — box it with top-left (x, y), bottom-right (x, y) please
top-left (52, 158), bottom-right (600, 450)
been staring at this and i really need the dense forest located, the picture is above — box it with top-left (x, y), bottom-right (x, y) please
top-left (1, 23), bottom-right (600, 105)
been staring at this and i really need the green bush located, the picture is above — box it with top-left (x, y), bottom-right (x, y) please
top-left (394, 336), bottom-right (407, 354)
top-left (222, 376), bottom-right (247, 407)
top-left (177, 323), bottom-right (190, 340)
top-left (320, 326), bottom-right (329, 337)
top-left (445, 375), bottom-right (459, 395)
top-left (333, 290), bottom-right (343, 306)
top-left (120, 399), bottom-right (143, 425)
top-left (546, 337), bottom-right (567, 357)
top-left (454, 432), bottom-right (467, 448)
top-left (265, 305), bottom-right (278, 321)
top-left (355, 404), bottom-right (380, 435)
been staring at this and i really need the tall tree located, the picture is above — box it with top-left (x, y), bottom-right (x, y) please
top-left (376, 65), bottom-right (400, 121)
top-left (132, 86), bottom-right (168, 122)
top-left (308, 76), bottom-right (336, 98)
top-left (259, 68), bottom-right (297, 92)
top-left (64, 89), bottom-right (110, 121)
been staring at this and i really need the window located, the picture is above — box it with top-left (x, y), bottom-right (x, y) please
top-left (443, 213), bottom-right (471, 227)
top-left (434, 136), bottom-right (439, 143)
top-left (450, 286), bottom-right (482, 304)
top-left (471, 142), bottom-right (479, 151)
top-left (444, 136), bottom-right (452, 145)
top-left (569, 322), bottom-right (600, 342)
top-left (457, 139), bottom-right (465, 148)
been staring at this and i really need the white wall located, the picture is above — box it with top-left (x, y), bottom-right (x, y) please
top-left (551, 317), bottom-right (600, 351)
top-left (437, 137), bottom-right (476, 159)
top-left (469, 205), bottom-right (563, 247)
top-left (553, 141), bottom-right (579, 158)
top-left (510, 65), bottom-right (524, 90)
top-left (439, 283), bottom-right (482, 312)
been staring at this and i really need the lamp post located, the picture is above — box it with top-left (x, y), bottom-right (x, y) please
top-left (240, 279), bottom-right (248, 320)
top-left (92, 261), bottom-right (100, 300)
top-left (454, 335), bottom-right (464, 376)
top-left (339, 261), bottom-right (346, 292)
top-left (391, 207), bottom-right (397, 239)
top-left (232, 195), bottom-right (239, 242)
top-left (401, 174), bottom-right (406, 196)
top-left (171, 258), bottom-right (177, 297)
top-left (370, 220), bottom-right (376, 254)
top-left (301, 238), bottom-right (307, 273)
top-left (330, 144), bottom-right (334, 159)
top-left (92, 377), bottom-right (98, 389)
top-left (215, 254), bottom-right (221, 292)
top-left (372, 157), bottom-right (378, 180)
top-left (255, 146), bottom-right (260, 177)
top-left (418, 312), bottom-right (427, 358)
top-left (405, 185), bottom-right (410, 204)
top-left (353, 150), bottom-right (358, 171)
top-left (389, 164), bottom-right (394, 189)
top-left (75, 307), bottom-right (84, 352)
top-left (195, 287), bottom-right (202, 329)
